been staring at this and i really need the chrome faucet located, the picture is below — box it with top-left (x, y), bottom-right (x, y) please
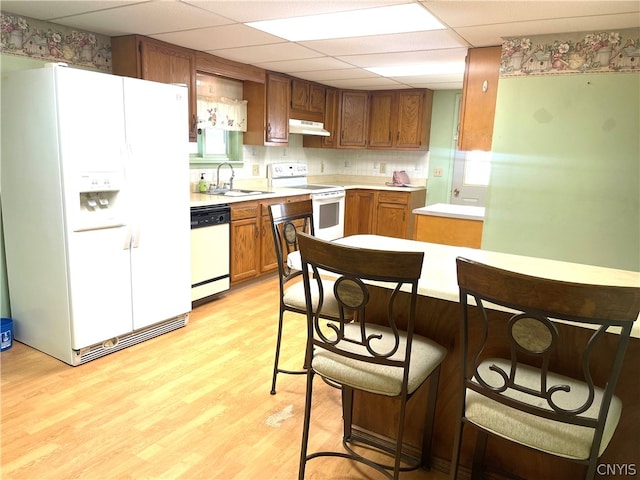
top-left (216, 162), bottom-right (235, 190)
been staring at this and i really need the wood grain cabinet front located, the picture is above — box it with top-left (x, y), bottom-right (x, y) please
top-left (244, 72), bottom-right (291, 146)
top-left (345, 189), bottom-right (426, 239)
top-left (337, 90), bottom-right (369, 148)
top-left (368, 89), bottom-right (433, 150)
top-left (457, 46), bottom-right (502, 152)
top-left (230, 195), bottom-right (310, 285)
top-left (111, 35), bottom-right (197, 141)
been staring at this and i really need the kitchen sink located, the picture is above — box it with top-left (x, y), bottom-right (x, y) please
top-left (207, 189), bottom-right (267, 197)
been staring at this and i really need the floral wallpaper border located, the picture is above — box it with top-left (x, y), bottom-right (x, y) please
top-left (1, 11), bottom-right (111, 71)
top-left (501, 28), bottom-right (640, 77)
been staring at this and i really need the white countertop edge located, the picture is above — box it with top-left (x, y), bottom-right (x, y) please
top-left (335, 235), bottom-right (640, 339)
top-left (413, 203), bottom-right (485, 221)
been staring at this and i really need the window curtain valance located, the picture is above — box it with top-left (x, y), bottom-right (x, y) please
top-left (197, 96), bottom-right (247, 132)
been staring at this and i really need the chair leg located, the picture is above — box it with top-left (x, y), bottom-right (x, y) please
top-left (298, 369), bottom-right (315, 480)
top-left (471, 430), bottom-right (488, 480)
top-left (270, 309), bottom-right (285, 395)
top-left (449, 419), bottom-right (464, 480)
top-left (421, 365), bottom-right (441, 470)
top-left (342, 386), bottom-right (354, 442)
top-left (392, 391), bottom-right (410, 480)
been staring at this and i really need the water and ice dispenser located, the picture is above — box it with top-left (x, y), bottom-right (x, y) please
top-left (75, 171), bottom-right (124, 231)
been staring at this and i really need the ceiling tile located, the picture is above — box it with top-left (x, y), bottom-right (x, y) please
top-left (254, 56), bottom-right (356, 73)
top-left (0, 1), bottom-right (142, 20)
top-left (51, 1), bottom-right (232, 36)
top-left (338, 48), bottom-right (469, 68)
top-left (152, 23), bottom-right (283, 51)
top-left (183, 0), bottom-right (411, 23)
top-left (299, 29), bottom-right (468, 56)
top-left (206, 42), bottom-right (326, 65)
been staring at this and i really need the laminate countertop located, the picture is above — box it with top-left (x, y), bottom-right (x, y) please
top-left (291, 234), bottom-right (640, 338)
top-left (413, 203), bottom-right (485, 221)
top-left (190, 184), bottom-right (426, 207)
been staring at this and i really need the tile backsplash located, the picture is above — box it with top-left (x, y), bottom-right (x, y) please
top-left (190, 134), bottom-right (429, 191)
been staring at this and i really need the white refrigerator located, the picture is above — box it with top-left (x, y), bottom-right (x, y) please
top-left (1, 65), bottom-right (192, 365)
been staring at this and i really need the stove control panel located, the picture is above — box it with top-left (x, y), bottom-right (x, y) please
top-left (268, 162), bottom-right (308, 179)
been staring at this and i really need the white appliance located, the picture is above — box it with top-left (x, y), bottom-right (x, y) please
top-left (268, 163), bottom-right (345, 241)
top-left (190, 204), bottom-right (230, 303)
top-left (1, 65), bottom-right (192, 365)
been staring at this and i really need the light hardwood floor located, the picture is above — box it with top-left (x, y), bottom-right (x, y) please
top-left (1, 275), bottom-right (448, 480)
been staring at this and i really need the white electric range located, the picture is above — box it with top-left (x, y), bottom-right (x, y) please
top-left (267, 162), bottom-right (345, 240)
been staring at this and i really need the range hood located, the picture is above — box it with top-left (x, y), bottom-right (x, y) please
top-left (289, 119), bottom-right (330, 136)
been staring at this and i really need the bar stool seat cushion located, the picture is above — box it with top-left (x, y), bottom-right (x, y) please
top-left (283, 279), bottom-right (342, 318)
top-left (312, 323), bottom-right (447, 396)
top-left (465, 358), bottom-right (622, 460)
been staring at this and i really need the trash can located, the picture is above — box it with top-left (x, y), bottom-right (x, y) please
top-left (1, 318), bottom-right (13, 351)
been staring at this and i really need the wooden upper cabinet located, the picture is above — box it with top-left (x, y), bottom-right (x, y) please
top-left (368, 89), bottom-right (433, 150)
top-left (458, 46), bottom-right (502, 152)
top-left (244, 72), bottom-right (290, 146)
top-left (338, 90), bottom-right (369, 148)
top-left (265, 73), bottom-right (290, 144)
top-left (111, 35), bottom-right (197, 141)
top-left (291, 79), bottom-right (325, 116)
top-left (396, 89), bottom-right (433, 149)
top-left (368, 91), bottom-right (396, 148)
top-left (303, 86), bottom-right (338, 149)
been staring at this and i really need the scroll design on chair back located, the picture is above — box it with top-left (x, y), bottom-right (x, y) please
top-left (450, 256), bottom-right (640, 480)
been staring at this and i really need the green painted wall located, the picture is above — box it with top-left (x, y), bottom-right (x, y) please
top-left (426, 90), bottom-right (460, 205)
top-left (0, 55), bottom-right (52, 316)
top-left (483, 73), bottom-right (640, 271)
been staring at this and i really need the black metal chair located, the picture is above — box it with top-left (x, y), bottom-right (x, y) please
top-left (268, 200), bottom-right (348, 395)
top-left (450, 257), bottom-right (640, 480)
top-left (296, 232), bottom-right (447, 480)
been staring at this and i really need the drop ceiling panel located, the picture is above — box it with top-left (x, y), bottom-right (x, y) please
top-left (254, 57), bottom-right (356, 73)
top-left (50, 1), bottom-right (232, 37)
top-left (339, 48), bottom-right (469, 68)
top-left (152, 23), bottom-right (284, 51)
top-left (421, 1), bottom-right (640, 28)
top-left (322, 77), bottom-right (405, 89)
top-left (458, 13), bottom-right (640, 47)
top-left (299, 29), bottom-right (468, 57)
top-left (292, 69), bottom-right (381, 82)
top-left (207, 42), bottom-right (325, 65)
top-left (184, 0), bottom-right (411, 23)
top-left (0, 1), bottom-right (142, 20)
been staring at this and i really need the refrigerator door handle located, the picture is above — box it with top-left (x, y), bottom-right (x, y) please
top-left (123, 227), bottom-right (132, 250)
top-left (132, 226), bottom-right (142, 249)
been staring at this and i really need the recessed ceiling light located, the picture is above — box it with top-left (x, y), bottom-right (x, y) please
top-left (246, 4), bottom-right (445, 42)
top-left (366, 63), bottom-right (466, 77)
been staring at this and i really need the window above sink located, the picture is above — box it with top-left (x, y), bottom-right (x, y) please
top-left (190, 73), bottom-right (245, 166)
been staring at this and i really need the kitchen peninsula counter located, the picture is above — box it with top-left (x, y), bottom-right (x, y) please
top-left (413, 203), bottom-right (484, 247)
top-left (302, 235), bottom-right (640, 479)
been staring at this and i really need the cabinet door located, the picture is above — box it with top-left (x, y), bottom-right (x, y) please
top-left (291, 79), bottom-right (309, 111)
top-left (396, 90), bottom-right (427, 149)
top-left (266, 73), bottom-right (290, 144)
top-left (260, 215), bottom-right (278, 273)
top-left (458, 46), bottom-right (502, 152)
top-left (309, 83), bottom-right (325, 113)
top-left (230, 218), bottom-right (259, 283)
top-left (338, 90), bottom-right (369, 148)
top-left (345, 190), bottom-right (375, 236)
top-left (368, 92), bottom-right (395, 148)
top-left (375, 202), bottom-right (408, 238)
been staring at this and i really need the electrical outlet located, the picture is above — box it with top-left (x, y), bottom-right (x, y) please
top-left (252, 164), bottom-right (260, 176)
top-left (380, 163), bottom-right (387, 174)
top-left (434, 167), bottom-right (443, 177)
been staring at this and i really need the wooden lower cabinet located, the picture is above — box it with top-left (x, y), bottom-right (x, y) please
top-left (413, 214), bottom-right (483, 248)
top-left (230, 195), bottom-right (309, 285)
top-left (345, 189), bottom-right (426, 239)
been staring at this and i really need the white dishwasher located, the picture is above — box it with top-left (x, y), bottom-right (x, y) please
top-left (190, 204), bottom-right (230, 304)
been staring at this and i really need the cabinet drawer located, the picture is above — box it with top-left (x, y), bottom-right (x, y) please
top-left (378, 191), bottom-right (409, 205)
top-left (231, 201), bottom-right (259, 220)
